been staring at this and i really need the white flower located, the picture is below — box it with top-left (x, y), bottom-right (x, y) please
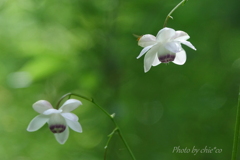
top-left (27, 99), bottom-right (82, 144)
top-left (137, 27), bottom-right (196, 72)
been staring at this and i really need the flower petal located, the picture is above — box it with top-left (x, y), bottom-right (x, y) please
top-left (60, 99), bottom-right (82, 112)
top-left (43, 108), bottom-right (62, 115)
top-left (61, 112), bottom-right (79, 121)
top-left (54, 127), bottom-right (69, 144)
top-left (173, 31), bottom-right (190, 41)
top-left (173, 50), bottom-right (187, 65)
top-left (144, 45), bottom-right (159, 72)
top-left (157, 44), bottom-right (170, 56)
top-left (156, 27), bottom-right (175, 43)
top-left (137, 45), bottom-right (154, 59)
top-left (165, 41), bottom-right (182, 53)
top-left (180, 40), bottom-right (196, 50)
top-left (48, 113), bottom-right (66, 125)
top-left (138, 34), bottom-right (156, 47)
top-left (152, 54), bottom-right (161, 66)
top-left (27, 115), bottom-right (49, 132)
top-left (33, 100), bottom-right (53, 114)
top-left (65, 118), bottom-right (82, 133)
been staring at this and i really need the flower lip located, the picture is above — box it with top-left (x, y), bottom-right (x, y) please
top-left (49, 124), bottom-right (66, 133)
top-left (158, 54), bottom-right (176, 63)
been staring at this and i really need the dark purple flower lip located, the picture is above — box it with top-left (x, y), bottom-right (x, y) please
top-left (49, 124), bottom-right (66, 133)
top-left (158, 54), bottom-right (175, 63)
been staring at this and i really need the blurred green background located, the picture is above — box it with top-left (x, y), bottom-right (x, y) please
top-left (0, 0), bottom-right (240, 159)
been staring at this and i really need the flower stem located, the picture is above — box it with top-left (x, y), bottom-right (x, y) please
top-left (231, 87), bottom-right (240, 160)
top-left (104, 128), bottom-right (118, 159)
top-left (163, 0), bottom-right (188, 27)
top-left (57, 93), bottom-right (136, 160)
top-left (55, 93), bottom-right (93, 109)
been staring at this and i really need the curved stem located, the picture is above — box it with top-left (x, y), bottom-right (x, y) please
top-left (57, 93), bottom-right (136, 160)
top-left (55, 93), bottom-right (93, 109)
top-left (231, 87), bottom-right (240, 160)
top-left (163, 0), bottom-right (188, 27)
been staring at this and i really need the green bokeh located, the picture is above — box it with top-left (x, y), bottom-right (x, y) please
top-left (0, 0), bottom-right (240, 159)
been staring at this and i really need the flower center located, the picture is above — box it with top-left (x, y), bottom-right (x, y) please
top-left (158, 54), bottom-right (175, 63)
top-left (49, 124), bottom-right (66, 133)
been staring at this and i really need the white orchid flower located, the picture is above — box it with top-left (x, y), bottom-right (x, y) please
top-left (137, 27), bottom-right (196, 72)
top-left (27, 99), bottom-right (82, 144)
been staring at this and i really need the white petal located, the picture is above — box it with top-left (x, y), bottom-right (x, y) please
top-left (65, 118), bottom-right (82, 133)
top-left (60, 99), bottom-right (82, 112)
top-left (61, 112), bottom-right (79, 121)
top-left (43, 108), bottom-right (62, 115)
top-left (173, 50), bottom-right (187, 65)
top-left (138, 34), bottom-right (157, 47)
top-left (144, 45), bottom-right (159, 72)
top-left (156, 27), bottom-right (175, 43)
top-left (27, 115), bottom-right (49, 132)
top-left (165, 41), bottom-right (182, 53)
top-left (180, 40), bottom-right (196, 50)
top-left (33, 100), bottom-right (53, 114)
top-left (48, 113), bottom-right (66, 125)
top-left (54, 127), bottom-right (69, 144)
top-left (157, 44), bottom-right (171, 56)
top-left (152, 54), bottom-right (161, 66)
top-left (173, 31), bottom-right (190, 41)
top-left (137, 45), bottom-right (154, 59)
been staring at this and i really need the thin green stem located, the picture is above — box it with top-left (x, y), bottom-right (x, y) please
top-left (104, 128), bottom-right (118, 160)
top-left (57, 93), bottom-right (136, 160)
top-left (88, 99), bottom-right (136, 160)
top-left (55, 93), bottom-right (93, 109)
top-left (117, 129), bottom-right (136, 160)
top-left (232, 87), bottom-right (240, 160)
top-left (163, 0), bottom-right (188, 27)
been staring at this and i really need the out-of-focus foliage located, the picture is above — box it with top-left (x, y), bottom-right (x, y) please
top-left (0, 0), bottom-right (240, 159)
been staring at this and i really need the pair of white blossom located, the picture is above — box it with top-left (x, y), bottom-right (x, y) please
top-left (27, 99), bottom-right (82, 144)
top-left (137, 27), bottom-right (196, 72)
top-left (27, 27), bottom-right (196, 144)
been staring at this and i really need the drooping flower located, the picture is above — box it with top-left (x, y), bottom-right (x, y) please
top-left (27, 99), bottom-right (82, 144)
top-left (137, 27), bottom-right (196, 72)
